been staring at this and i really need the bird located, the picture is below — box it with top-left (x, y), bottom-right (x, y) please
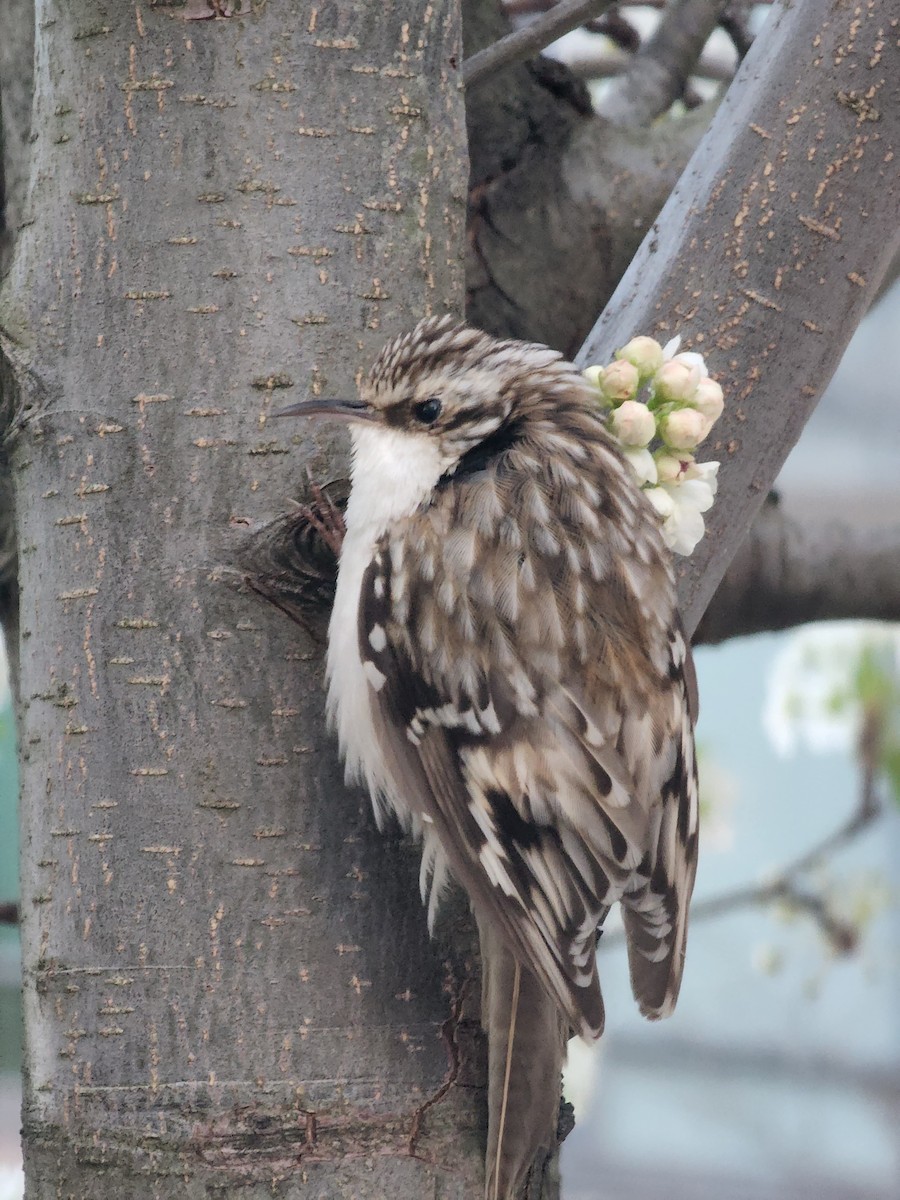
top-left (276, 315), bottom-right (699, 1199)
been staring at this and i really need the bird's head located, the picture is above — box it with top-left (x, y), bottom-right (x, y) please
top-left (276, 317), bottom-right (576, 480)
top-left (275, 317), bottom-right (596, 532)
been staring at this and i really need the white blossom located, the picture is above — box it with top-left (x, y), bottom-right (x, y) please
top-left (763, 622), bottom-right (900, 757)
top-left (659, 406), bottom-right (707, 451)
top-left (654, 462), bottom-right (718, 555)
top-left (655, 452), bottom-right (693, 483)
top-left (598, 359), bottom-right (639, 402)
top-left (584, 330), bottom-right (725, 557)
top-left (644, 485), bottom-right (675, 518)
top-left (692, 376), bottom-right (725, 426)
top-left (654, 359), bottom-right (698, 403)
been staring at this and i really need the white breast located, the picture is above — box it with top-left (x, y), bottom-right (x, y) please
top-left (325, 422), bottom-right (449, 817)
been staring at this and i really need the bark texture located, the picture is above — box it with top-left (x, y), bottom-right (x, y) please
top-left (0, 0), bottom-right (34, 275)
top-left (575, 0), bottom-right (900, 636)
top-left (3, 2), bottom-right (481, 1196)
top-left (696, 495), bottom-right (900, 645)
top-left (0, 0), bottom-right (34, 653)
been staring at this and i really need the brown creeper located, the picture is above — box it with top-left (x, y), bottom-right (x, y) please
top-left (279, 317), bottom-right (699, 1199)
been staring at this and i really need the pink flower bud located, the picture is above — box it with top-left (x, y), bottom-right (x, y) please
top-left (609, 400), bottom-right (656, 447)
top-left (654, 360), bottom-right (697, 403)
top-left (692, 377), bottom-right (725, 426)
top-left (616, 336), bottom-right (664, 379)
top-left (660, 407), bottom-right (706, 450)
top-left (655, 452), bottom-right (694, 483)
top-left (598, 359), bottom-right (639, 402)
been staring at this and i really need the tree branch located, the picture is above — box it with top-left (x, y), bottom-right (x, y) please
top-left (574, 0), bottom-right (900, 637)
top-left (563, 43), bottom-right (736, 84)
top-left (596, 0), bottom-right (732, 127)
top-left (467, 80), bottom-right (712, 354)
top-left (463, 0), bottom-right (712, 354)
top-left (719, 0), bottom-right (756, 62)
top-left (463, 0), bottom-right (618, 88)
top-left (696, 495), bottom-right (900, 644)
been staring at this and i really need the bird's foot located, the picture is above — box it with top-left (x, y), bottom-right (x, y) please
top-left (297, 471), bottom-right (346, 558)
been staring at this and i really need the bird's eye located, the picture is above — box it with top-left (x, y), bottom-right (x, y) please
top-left (413, 396), bottom-right (442, 425)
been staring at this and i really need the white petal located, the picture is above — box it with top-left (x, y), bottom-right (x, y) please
top-left (686, 460), bottom-right (720, 493)
top-left (644, 485), bottom-right (675, 518)
top-left (673, 478), bottom-right (716, 514)
top-left (672, 349), bottom-right (707, 372)
top-left (623, 447), bottom-right (658, 486)
top-left (662, 335), bottom-right (682, 359)
top-left (666, 506), bottom-right (706, 555)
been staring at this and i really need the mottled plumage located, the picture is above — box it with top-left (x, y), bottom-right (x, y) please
top-left (281, 317), bottom-right (699, 1199)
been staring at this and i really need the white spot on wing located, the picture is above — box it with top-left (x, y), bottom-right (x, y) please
top-left (368, 624), bottom-right (387, 652)
top-left (363, 660), bottom-right (386, 691)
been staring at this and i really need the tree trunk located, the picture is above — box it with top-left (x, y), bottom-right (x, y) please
top-left (2, 3), bottom-right (483, 1195)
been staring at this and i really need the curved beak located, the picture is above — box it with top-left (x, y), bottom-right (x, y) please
top-left (272, 398), bottom-right (377, 423)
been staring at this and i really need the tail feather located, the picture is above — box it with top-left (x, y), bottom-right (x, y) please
top-left (477, 914), bottom-right (569, 1200)
top-left (621, 893), bottom-right (685, 1019)
top-left (621, 831), bottom-right (695, 1019)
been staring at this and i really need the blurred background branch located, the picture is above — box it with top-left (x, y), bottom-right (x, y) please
top-left (464, 0), bottom-right (618, 87)
top-left (595, 0), bottom-right (732, 126)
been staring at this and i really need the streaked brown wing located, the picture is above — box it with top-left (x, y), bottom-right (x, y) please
top-left (358, 428), bottom-right (698, 1036)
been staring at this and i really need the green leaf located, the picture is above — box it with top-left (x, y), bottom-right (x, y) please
top-left (881, 741), bottom-right (900, 807)
top-left (853, 642), bottom-right (899, 711)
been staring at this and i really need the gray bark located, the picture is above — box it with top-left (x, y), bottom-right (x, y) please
top-left (576, 0), bottom-right (900, 636)
top-left (0, 0), bottom-right (34, 658)
top-left (3, 2), bottom-right (480, 1196)
top-left (2, 0), bottom-right (899, 1197)
top-left (0, 0), bottom-right (34, 276)
top-left (696, 496), bottom-right (900, 645)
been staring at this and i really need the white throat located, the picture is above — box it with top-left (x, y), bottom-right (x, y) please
top-left (343, 423), bottom-right (449, 540)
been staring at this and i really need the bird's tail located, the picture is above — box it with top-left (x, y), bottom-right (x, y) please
top-left (477, 914), bottom-right (568, 1200)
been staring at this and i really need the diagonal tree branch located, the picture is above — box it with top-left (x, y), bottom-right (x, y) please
top-left (463, 0), bottom-right (618, 88)
top-left (574, 0), bottom-right (900, 637)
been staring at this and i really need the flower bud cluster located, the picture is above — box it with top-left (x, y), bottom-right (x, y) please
top-left (583, 334), bottom-right (725, 556)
